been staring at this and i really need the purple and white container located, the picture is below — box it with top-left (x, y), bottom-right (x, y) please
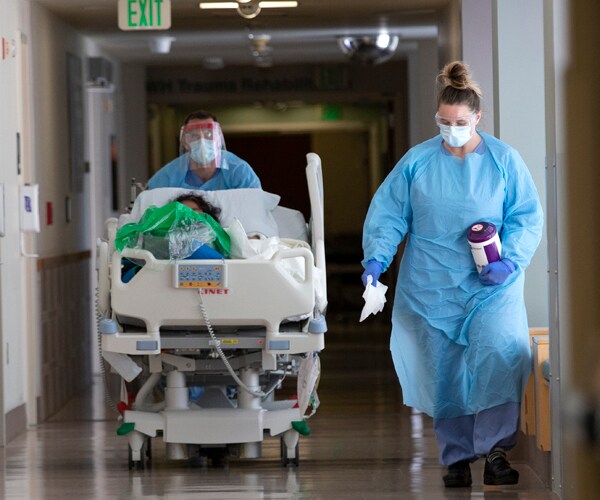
top-left (467, 222), bottom-right (502, 273)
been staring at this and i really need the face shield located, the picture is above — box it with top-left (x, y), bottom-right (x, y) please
top-left (180, 121), bottom-right (228, 169)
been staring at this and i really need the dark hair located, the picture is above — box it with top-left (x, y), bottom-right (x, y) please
top-left (436, 61), bottom-right (482, 113)
top-left (175, 193), bottom-right (221, 222)
top-left (183, 110), bottom-right (218, 125)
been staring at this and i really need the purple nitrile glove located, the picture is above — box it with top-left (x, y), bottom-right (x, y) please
top-left (361, 260), bottom-right (383, 287)
top-left (479, 258), bottom-right (515, 286)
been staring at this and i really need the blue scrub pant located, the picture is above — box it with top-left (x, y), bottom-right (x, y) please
top-left (433, 402), bottom-right (520, 466)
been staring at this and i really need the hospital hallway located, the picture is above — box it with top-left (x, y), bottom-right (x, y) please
top-left (0, 319), bottom-right (558, 500)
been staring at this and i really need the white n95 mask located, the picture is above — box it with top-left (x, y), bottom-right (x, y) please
top-left (439, 124), bottom-right (473, 148)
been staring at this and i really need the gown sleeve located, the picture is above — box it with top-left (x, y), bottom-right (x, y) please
top-left (499, 147), bottom-right (544, 271)
top-left (362, 153), bottom-right (415, 271)
top-left (147, 156), bottom-right (187, 189)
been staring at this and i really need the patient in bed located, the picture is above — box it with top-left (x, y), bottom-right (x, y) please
top-left (121, 193), bottom-right (229, 282)
top-left (175, 192), bottom-right (221, 220)
top-left (172, 193), bottom-right (229, 259)
top-left (176, 193), bottom-right (260, 243)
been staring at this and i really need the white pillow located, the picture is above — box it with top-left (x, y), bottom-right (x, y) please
top-left (272, 206), bottom-right (309, 242)
top-left (129, 187), bottom-right (281, 238)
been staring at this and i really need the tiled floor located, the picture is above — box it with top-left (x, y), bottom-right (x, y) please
top-left (0, 321), bottom-right (559, 499)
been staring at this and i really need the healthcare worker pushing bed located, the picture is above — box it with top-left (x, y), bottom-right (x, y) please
top-left (361, 61), bottom-right (543, 488)
top-left (147, 110), bottom-right (261, 190)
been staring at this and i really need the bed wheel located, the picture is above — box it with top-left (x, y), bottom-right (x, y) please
top-left (280, 436), bottom-right (300, 467)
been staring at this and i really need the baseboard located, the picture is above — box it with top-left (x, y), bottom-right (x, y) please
top-left (511, 431), bottom-right (552, 486)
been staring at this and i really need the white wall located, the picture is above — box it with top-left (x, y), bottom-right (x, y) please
top-left (30, 3), bottom-right (91, 256)
top-left (0, 0), bottom-right (26, 431)
top-left (462, 0), bottom-right (495, 135)
top-left (0, 0), bottom-right (126, 434)
top-left (494, 0), bottom-right (548, 328)
top-left (30, 2), bottom-right (126, 385)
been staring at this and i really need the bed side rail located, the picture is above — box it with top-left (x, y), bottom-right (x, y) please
top-left (306, 153), bottom-right (326, 300)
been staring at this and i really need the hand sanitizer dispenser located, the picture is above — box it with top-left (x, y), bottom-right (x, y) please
top-left (20, 184), bottom-right (40, 233)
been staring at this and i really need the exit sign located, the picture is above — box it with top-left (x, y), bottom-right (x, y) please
top-left (118, 0), bottom-right (171, 31)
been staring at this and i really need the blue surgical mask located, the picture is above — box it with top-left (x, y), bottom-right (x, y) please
top-left (189, 138), bottom-right (216, 164)
top-left (439, 124), bottom-right (473, 148)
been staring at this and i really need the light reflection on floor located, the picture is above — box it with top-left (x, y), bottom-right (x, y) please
top-left (1, 322), bottom-right (559, 499)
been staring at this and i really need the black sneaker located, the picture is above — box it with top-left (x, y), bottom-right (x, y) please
top-left (443, 460), bottom-right (472, 487)
top-left (483, 448), bottom-right (519, 485)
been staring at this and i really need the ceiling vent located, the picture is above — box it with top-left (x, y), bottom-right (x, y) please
top-left (338, 34), bottom-right (399, 65)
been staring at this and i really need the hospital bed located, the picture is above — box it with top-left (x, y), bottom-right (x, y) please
top-left (96, 153), bottom-right (326, 469)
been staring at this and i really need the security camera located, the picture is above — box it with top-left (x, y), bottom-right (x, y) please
top-left (338, 34), bottom-right (399, 65)
top-left (237, 0), bottom-right (261, 19)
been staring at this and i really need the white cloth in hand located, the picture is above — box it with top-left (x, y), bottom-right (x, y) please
top-left (359, 275), bottom-right (388, 322)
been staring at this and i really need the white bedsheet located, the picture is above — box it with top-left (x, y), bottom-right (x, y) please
top-left (226, 218), bottom-right (326, 313)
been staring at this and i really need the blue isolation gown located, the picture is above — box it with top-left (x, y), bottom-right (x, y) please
top-left (362, 132), bottom-right (543, 419)
top-left (147, 151), bottom-right (261, 190)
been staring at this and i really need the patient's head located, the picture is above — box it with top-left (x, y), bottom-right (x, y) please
top-left (175, 193), bottom-right (221, 222)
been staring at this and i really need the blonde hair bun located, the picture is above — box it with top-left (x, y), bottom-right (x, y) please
top-left (437, 61), bottom-right (482, 97)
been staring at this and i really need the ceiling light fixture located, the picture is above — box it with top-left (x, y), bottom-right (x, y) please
top-left (199, 1), bottom-right (298, 10)
top-left (148, 36), bottom-right (176, 54)
top-left (338, 34), bottom-right (399, 65)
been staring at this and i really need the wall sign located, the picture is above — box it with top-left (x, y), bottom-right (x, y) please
top-left (118, 0), bottom-right (171, 31)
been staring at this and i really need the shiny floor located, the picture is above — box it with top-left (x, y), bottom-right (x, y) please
top-left (0, 321), bottom-right (559, 499)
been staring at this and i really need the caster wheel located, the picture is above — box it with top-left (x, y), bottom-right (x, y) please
top-left (128, 438), bottom-right (150, 470)
top-left (280, 436), bottom-right (300, 467)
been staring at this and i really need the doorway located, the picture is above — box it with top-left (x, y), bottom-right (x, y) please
top-left (225, 133), bottom-right (311, 218)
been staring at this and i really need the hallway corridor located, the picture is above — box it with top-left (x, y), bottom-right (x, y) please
top-left (0, 321), bottom-right (558, 499)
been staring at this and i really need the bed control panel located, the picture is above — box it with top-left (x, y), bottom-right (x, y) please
top-left (174, 263), bottom-right (226, 289)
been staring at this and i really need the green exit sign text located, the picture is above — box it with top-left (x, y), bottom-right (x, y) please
top-left (118, 0), bottom-right (171, 30)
